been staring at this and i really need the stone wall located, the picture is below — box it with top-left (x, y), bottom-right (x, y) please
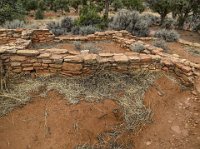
top-left (0, 29), bottom-right (199, 87)
top-left (0, 29), bottom-right (22, 45)
top-left (0, 29), bottom-right (55, 45)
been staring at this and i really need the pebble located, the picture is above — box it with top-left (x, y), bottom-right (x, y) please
top-left (171, 126), bottom-right (181, 134)
top-left (182, 129), bottom-right (188, 137)
top-left (145, 141), bottom-right (152, 146)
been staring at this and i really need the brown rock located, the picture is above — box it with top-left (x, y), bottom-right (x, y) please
top-left (51, 54), bottom-right (63, 59)
top-left (46, 49), bottom-right (68, 54)
top-left (162, 59), bottom-right (173, 66)
top-left (22, 64), bottom-right (32, 67)
top-left (23, 67), bottom-right (34, 71)
top-left (64, 55), bottom-right (83, 63)
top-left (10, 56), bottom-right (26, 62)
top-left (38, 53), bottom-right (51, 58)
top-left (176, 63), bottom-right (192, 72)
top-left (128, 55), bottom-right (140, 63)
top-left (33, 63), bottom-right (42, 67)
top-left (11, 62), bottom-right (21, 67)
top-left (181, 66), bottom-right (192, 73)
top-left (99, 53), bottom-right (114, 57)
top-left (12, 68), bottom-right (22, 73)
top-left (0, 48), bottom-right (6, 54)
top-left (42, 59), bottom-right (52, 64)
top-left (49, 64), bottom-right (62, 68)
top-left (83, 54), bottom-right (97, 63)
top-left (139, 54), bottom-right (152, 62)
top-left (62, 63), bottom-right (82, 71)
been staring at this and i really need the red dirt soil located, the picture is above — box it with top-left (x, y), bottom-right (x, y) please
top-left (0, 75), bottom-right (199, 149)
top-left (0, 93), bottom-right (123, 149)
top-left (167, 42), bottom-right (200, 64)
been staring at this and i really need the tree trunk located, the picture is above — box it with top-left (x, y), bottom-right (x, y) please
top-left (178, 13), bottom-right (188, 29)
top-left (160, 14), bottom-right (166, 26)
top-left (104, 0), bottom-right (109, 20)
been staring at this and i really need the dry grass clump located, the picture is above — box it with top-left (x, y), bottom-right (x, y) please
top-left (0, 76), bottom-right (44, 116)
top-left (0, 71), bottom-right (160, 131)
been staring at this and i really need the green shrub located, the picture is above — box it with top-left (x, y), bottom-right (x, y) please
top-left (2, 20), bottom-right (25, 29)
top-left (123, 0), bottom-right (145, 12)
top-left (71, 26), bottom-right (80, 35)
top-left (74, 41), bottom-right (81, 51)
top-left (112, 0), bottom-right (124, 11)
top-left (153, 39), bottom-right (168, 52)
top-left (154, 29), bottom-right (180, 42)
top-left (129, 43), bottom-right (145, 53)
top-left (79, 26), bottom-right (100, 35)
top-left (78, 5), bottom-right (102, 26)
top-left (140, 13), bottom-right (160, 26)
top-left (47, 17), bottom-right (74, 36)
top-left (109, 9), bottom-right (150, 37)
top-left (60, 17), bottom-right (73, 32)
top-left (133, 20), bottom-right (150, 37)
top-left (83, 43), bottom-right (101, 53)
top-left (35, 9), bottom-right (44, 20)
top-left (109, 9), bottom-right (140, 31)
top-left (0, 1), bottom-right (25, 25)
top-left (161, 17), bottom-right (176, 29)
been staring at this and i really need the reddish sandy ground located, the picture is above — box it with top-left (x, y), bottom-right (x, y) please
top-left (0, 75), bottom-right (199, 149)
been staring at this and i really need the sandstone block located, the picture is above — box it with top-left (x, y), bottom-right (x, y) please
top-left (11, 62), bottom-right (21, 67)
top-left (62, 63), bottom-right (82, 71)
top-left (17, 50), bottom-right (39, 56)
top-left (23, 67), bottom-right (34, 71)
top-left (83, 54), bottom-right (97, 63)
top-left (113, 54), bottom-right (129, 63)
top-left (38, 53), bottom-right (51, 58)
top-left (64, 55), bottom-right (83, 63)
top-left (10, 56), bottom-right (26, 61)
top-left (139, 54), bottom-right (152, 62)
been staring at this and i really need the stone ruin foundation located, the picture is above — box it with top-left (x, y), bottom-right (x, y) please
top-left (0, 29), bottom-right (199, 90)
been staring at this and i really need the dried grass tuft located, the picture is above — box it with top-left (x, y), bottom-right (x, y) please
top-left (0, 71), bottom-right (160, 130)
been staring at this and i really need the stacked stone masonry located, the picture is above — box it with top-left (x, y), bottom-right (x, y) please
top-left (0, 29), bottom-right (199, 87)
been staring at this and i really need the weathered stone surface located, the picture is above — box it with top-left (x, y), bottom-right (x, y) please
top-left (33, 63), bottom-right (42, 67)
top-left (23, 67), bottom-right (34, 71)
top-left (62, 63), bottom-right (82, 71)
top-left (17, 50), bottom-right (39, 56)
top-left (162, 59), bottom-right (173, 66)
top-left (83, 54), bottom-right (97, 63)
top-left (22, 63), bottom-right (32, 67)
top-left (46, 49), bottom-right (68, 54)
top-left (10, 56), bottom-right (26, 61)
top-left (128, 55), bottom-right (140, 63)
top-left (38, 53), bottom-right (51, 58)
top-left (49, 64), bottom-right (62, 68)
top-left (113, 54), bottom-right (128, 63)
top-left (51, 54), bottom-right (63, 60)
top-left (12, 68), bottom-right (22, 73)
top-left (64, 55), bottom-right (83, 63)
top-left (140, 54), bottom-right (152, 62)
top-left (176, 63), bottom-right (192, 72)
top-left (42, 59), bottom-right (52, 64)
top-left (0, 48), bottom-right (6, 53)
top-left (99, 53), bottom-right (114, 57)
top-left (11, 62), bottom-right (21, 67)
top-left (97, 57), bottom-right (114, 63)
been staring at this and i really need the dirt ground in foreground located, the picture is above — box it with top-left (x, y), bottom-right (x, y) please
top-left (0, 75), bottom-right (199, 149)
